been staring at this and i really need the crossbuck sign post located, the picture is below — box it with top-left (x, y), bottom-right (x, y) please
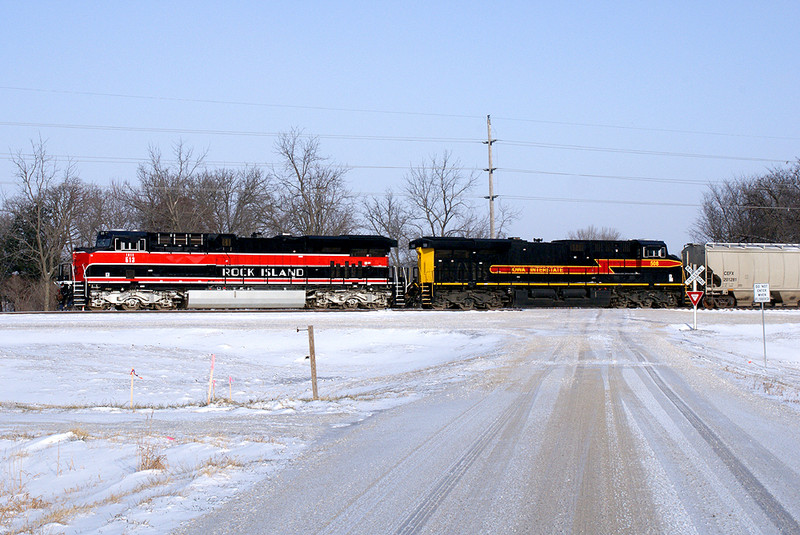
top-left (685, 264), bottom-right (705, 330)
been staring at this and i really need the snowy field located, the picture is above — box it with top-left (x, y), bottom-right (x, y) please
top-left (1, 308), bottom-right (799, 534)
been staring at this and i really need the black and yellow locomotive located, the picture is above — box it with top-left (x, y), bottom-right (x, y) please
top-left (409, 237), bottom-right (684, 309)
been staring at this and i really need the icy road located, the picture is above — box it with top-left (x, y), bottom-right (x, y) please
top-left (3, 309), bottom-right (800, 534)
top-left (175, 310), bottom-right (800, 535)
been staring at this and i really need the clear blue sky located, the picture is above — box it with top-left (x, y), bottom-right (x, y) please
top-left (2, 1), bottom-right (798, 253)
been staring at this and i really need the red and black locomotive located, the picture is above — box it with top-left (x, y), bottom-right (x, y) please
top-left (60, 230), bottom-right (402, 310)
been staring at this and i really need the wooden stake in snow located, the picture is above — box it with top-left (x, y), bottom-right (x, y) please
top-left (297, 326), bottom-right (319, 400)
top-left (130, 368), bottom-right (141, 410)
top-left (207, 354), bottom-right (216, 404)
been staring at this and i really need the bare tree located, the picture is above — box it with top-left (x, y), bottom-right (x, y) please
top-left (4, 138), bottom-right (85, 309)
top-left (120, 141), bottom-right (207, 232)
top-left (69, 182), bottom-right (136, 248)
top-left (0, 212), bottom-right (17, 310)
top-left (692, 161), bottom-right (800, 243)
top-left (692, 181), bottom-right (747, 242)
top-left (192, 166), bottom-right (276, 235)
top-left (272, 129), bottom-right (356, 235)
top-left (567, 225), bottom-right (622, 240)
top-left (363, 189), bottom-right (415, 265)
top-left (403, 152), bottom-right (485, 237)
top-left (492, 201), bottom-right (521, 239)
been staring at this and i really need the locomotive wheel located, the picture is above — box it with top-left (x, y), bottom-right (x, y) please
top-left (121, 298), bottom-right (141, 311)
top-left (459, 298), bottom-right (475, 310)
top-left (343, 298), bottom-right (359, 309)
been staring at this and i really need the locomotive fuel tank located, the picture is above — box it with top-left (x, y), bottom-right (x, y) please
top-left (185, 289), bottom-right (307, 309)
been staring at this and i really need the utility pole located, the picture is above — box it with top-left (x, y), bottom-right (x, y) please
top-left (484, 115), bottom-right (497, 239)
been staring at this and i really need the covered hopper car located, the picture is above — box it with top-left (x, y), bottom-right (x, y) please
top-left (682, 243), bottom-right (800, 308)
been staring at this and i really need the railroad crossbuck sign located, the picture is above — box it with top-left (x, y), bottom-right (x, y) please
top-left (685, 264), bottom-right (705, 330)
top-left (684, 265), bottom-right (706, 287)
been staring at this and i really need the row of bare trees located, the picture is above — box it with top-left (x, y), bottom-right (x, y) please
top-left (1, 131), bottom-right (514, 310)
top-left (363, 152), bottom-right (516, 264)
top-left (693, 161), bottom-right (800, 243)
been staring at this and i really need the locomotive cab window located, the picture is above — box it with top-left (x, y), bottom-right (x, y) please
top-left (115, 238), bottom-right (146, 251)
top-left (643, 246), bottom-right (666, 258)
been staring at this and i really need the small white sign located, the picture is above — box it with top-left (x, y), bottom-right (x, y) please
top-left (754, 283), bottom-right (770, 303)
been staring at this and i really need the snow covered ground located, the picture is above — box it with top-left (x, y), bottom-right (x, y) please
top-left (1, 308), bottom-right (799, 534)
top-left (666, 309), bottom-right (800, 405)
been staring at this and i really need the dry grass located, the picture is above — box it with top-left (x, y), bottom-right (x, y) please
top-left (9, 474), bottom-right (172, 534)
top-left (198, 455), bottom-right (243, 477)
top-left (14, 503), bottom-right (91, 534)
top-left (0, 432), bottom-right (36, 441)
top-left (69, 427), bottom-right (90, 441)
top-left (137, 442), bottom-right (167, 472)
top-left (249, 435), bottom-right (281, 444)
top-left (137, 412), bottom-right (167, 472)
top-left (0, 457), bottom-right (49, 531)
top-left (1, 490), bottom-right (50, 529)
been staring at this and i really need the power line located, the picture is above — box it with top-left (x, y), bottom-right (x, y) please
top-left (0, 86), bottom-right (480, 121)
top-left (494, 115), bottom-right (800, 142)
top-left (0, 152), bottom-right (722, 186)
top-left (1, 121), bottom-right (791, 164)
top-left (501, 168), bottom-right (710, 185)
top-left (3, 85), bottom-right (798, 142)
top-left (502, 195), bottom-right (800, 211)
top-left (0, 121), bottom-right (478, 144)
top-left (501, 140), bottom-right (789, 164)
top-left (502, 195), bottom-right (701, 208)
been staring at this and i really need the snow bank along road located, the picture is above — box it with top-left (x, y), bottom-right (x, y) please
top-left (2, 309), bottom-right (800, 534)
top-left (176, 310), bottom-right (800, 535)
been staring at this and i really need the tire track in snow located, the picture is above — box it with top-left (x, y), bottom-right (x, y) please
top-left (313, 338), bottom-right (565, 535)
top-left (623, 332), bottom-right (800, 534)
top-left (393, 366), bottom-right (551, 535)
